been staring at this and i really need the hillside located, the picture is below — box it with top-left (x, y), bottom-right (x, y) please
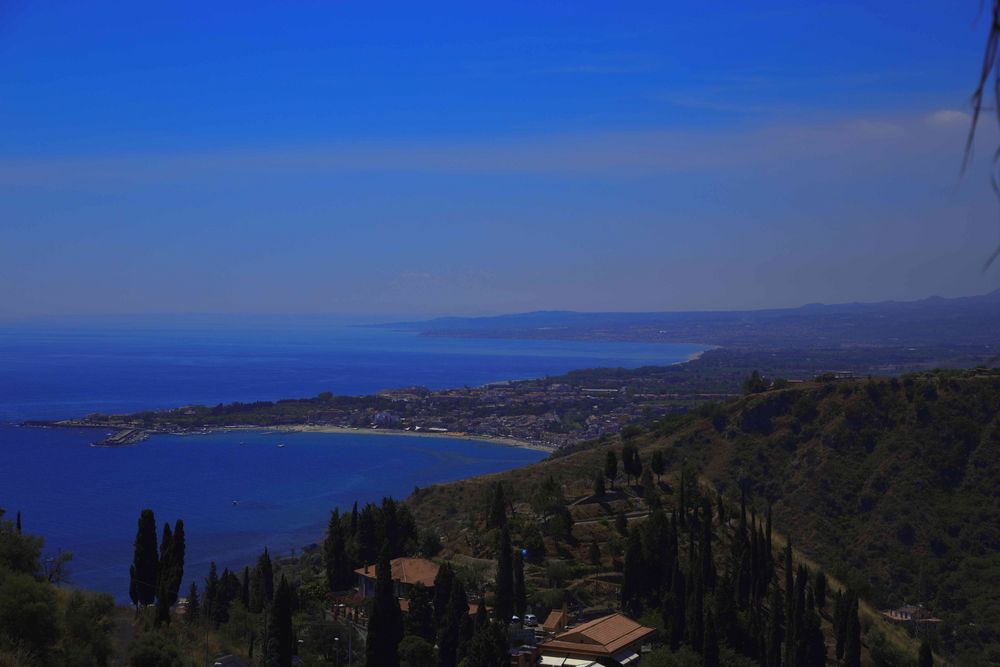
top-left (406, 368), bottom-right (1000, 665)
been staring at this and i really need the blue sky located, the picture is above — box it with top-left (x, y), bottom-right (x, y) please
top-left (1, 1), bottom-right (998, 317)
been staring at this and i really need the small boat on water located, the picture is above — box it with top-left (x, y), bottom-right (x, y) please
top-left (277, 443), bottom-right (285, 448)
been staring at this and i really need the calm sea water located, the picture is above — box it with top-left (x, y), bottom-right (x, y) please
top-left (0, 321), bottom-right (703, 599)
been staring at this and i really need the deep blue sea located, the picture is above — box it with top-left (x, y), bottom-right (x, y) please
top-left (0, 320), bottom-right (703, 600)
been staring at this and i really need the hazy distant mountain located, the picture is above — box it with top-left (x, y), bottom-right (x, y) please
top-left (382, 290), bottom-right (1000, 348)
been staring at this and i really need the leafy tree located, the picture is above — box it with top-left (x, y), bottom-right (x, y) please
top-left (130, 509), bottom-right (158, 608)
top-left (368, 545), bottom-right (404, 667)
top-left (605, 450), bottom-right (618, 489)
top-left (464, 622), bottom-right (508, 667)
top-left (0, 569), bottom-right (59, 658)
top-left (398, 635), bottom-right (436, 667)
top-left (743, 370), bottom-right (767, 394)
top-left (622, 528), bottom-right (644, 615)
top-left (438, 577), bottom-right (469, 667)
top-left (126, 630), bottom-right (181, 667)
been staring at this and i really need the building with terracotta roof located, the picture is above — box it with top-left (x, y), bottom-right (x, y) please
top-left (539, 613), bottom-right (654, 666)
top-left (354, 557), bottom-right (439, 598)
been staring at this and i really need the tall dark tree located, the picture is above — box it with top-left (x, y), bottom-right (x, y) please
top-left (487, 482), bottom-right (508, 529)
top-left (367, 546), bottom-right (404, 667)
top-left (324, 509), bottom-right (352, 591)
top-left (918, 639), bottom-right (934, 667)
top-left (438, 577), bottom-right (468, 667)
top-left (203, 561), bottom-right (220, 627)
top-left (241, 566), bottom-right (250, 609)
top-left (667, 564), bottom-right (686, 651)
top-left (15, 511), bottom-right (21, 534)
top-left (154, 522), bottom-right (174, 625)
top-left (605, 450), bottom-right (618, 489)
top-left (270, 575), bottom-right (295, 667)
top-left (703, 611), bottom-right (720, 667)
top-left (813, 570), bottom-right (827, 610)
top-left (843, 595), bottom-right (861, 667)
top-left (622, 528), bottom-right (644, 615)
top-left (250, 547), bottom-right (275, 613)
top-left (650, 449), bottom-right (665, 483)
top-left (593, 471), bottom-right (606, 496)
top-left (494, 527), bottom-right (514, 623)
top-left (168, 519), bottom-right (185, 606)
top-left (130, 509), bottom-right (158, 607)
top-left (186, 581), bottom-right (200, 624)
top-left (433, 562), bottom-right (456, 626)
top-left (513, 549), bottom-right (526, 617)
top-left (406, 582), bottom-right (436, 644)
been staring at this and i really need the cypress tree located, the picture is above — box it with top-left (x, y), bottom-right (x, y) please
top-left (703, 610), bottom-right (720, 667)
top-left (494, 527), bottom-right (514, 623)
top-left (270, 575), bottom-right (295, 667)
top-left (433, 562), bottom-right (456, 625)
top-left (259, 548), bottom-right (274, 604)
top-left (918, 639), bottom-right (934, 667)
top-left (241, 566), bottom-right (250, 609)
top-left (155, 522), bottom-right (173, 623)
top-left (357, 505), bottom-right (378, 564)
top-left (605, 450), bottom-right (617, 489)
top-left (622, 528), bottom-right (644, 615)
top-left (687, 575), bottom-right (704, 649)
top-left (169, 519), bottom-right (185, 606)
top-left (15, 511), bottom-right (20, 534)
top-left (615, 508), bottom-right (628, 536)
top-left (350, 500), bottom-right (359, 536)
top-left (814, 570), bottom-right (827, 610)
top-left (487, 482), bottom-right (507, 529)
top-left (406, 582), bottom-right (436, 643)
top-left (131, 509), bottom-right (158, 607)
top-left (834, 590), bottom-right (847, 660)
top-left (367, 545), bottom-right (403, 667)
top-left (765, 583), bottom-right (783, 667)
top-left (650, 449), bottom-right (665, 483)
top-left (843, 595), bottom-right (861, 667)
top-left (513, 549), bottom-right (526, 617)
top-left (438, 577), bottom-right (468, 667)
top-left (700, 498), bottom-right (715, 591)
top-left (204, 561), bottom-right (220, 627)
top-left (186, 581), bottom-right (200, 624)
top-left (668, 565), bottom-right (686, 650)
top-left (324, 509), bottom-right (351, 591)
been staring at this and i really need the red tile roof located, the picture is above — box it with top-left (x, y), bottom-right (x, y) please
top-left (540, 613), bottom-right (655, 658)
top-left (354, 557), bottom-right (439, 588)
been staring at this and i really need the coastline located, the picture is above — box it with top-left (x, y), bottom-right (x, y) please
top-left (255, 424), bottom-right (554, 453)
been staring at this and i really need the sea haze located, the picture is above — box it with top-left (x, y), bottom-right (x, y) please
top-left (0, 320), bottom-right (704, 600)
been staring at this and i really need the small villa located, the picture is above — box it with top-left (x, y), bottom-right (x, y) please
top-left (538, 613), bottom-right (655, 666)
top-left (354, 557), bottom-right (439, 598)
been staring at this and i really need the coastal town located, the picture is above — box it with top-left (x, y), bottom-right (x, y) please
top-left (41, 357), bottom-right (739, 450)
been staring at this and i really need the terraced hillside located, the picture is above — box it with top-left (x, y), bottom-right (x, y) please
top-left (407, 369), bottom-right (1000, 665)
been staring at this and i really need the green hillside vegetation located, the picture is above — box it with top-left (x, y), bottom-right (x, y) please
top-left (406, 369), bottom-right (1000, 665)
top-left (0, 509), bottom-right (116, 666)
